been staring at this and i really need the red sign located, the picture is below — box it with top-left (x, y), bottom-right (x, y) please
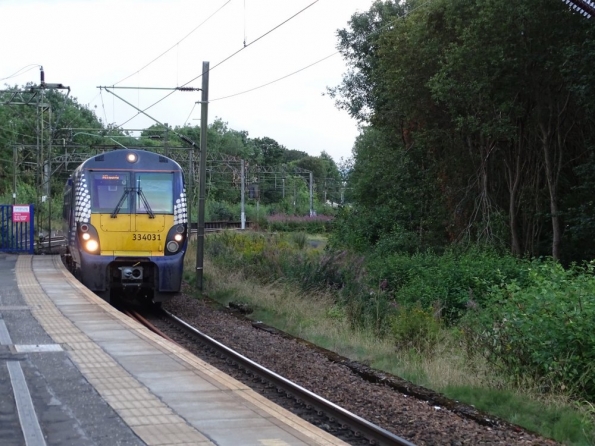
top-left (13, 205), bottom-right (30, 223)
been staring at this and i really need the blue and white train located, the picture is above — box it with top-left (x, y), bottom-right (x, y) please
top-left (62, 149), bottom-right (188, 303)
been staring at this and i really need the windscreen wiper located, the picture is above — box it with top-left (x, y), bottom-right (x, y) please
top-left (136, 188), bottom-right (155, 219)
top-left (111, 187), bottom-right (132, 218)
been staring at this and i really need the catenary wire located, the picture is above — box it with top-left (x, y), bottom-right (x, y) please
top-left (183, 102), bottom-right (196, 127)
top-left (210, 0), bottom-right (436, 103)
top-left (112, 0), bottom-right (233, 86)
top-left (115, 0), bottom-right (320, 129)
top-left (210, 51), bottom-right (338, 102)
top-left (118, 0), bottom-right (433, 126)
top-left (183, 0), bottom-right (320, 86)
top-left (0, 64), bottom-right (41, 82)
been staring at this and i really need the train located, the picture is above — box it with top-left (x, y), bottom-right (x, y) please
top-left (62, 149), bottom-right (188, 304)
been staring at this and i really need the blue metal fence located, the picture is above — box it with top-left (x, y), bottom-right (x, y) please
top-left (0, 205), bottom-right (35, 254)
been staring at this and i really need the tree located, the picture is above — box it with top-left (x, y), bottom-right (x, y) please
top-left (331, 0), bottom-right (595, 260)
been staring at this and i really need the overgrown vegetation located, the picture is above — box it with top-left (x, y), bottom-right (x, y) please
top-left (199, 232), bottom-right (595, 444)
top-left (463, 261), bottom-right (595, 399)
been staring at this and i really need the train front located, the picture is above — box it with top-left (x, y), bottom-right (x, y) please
top-left (72, 150), bottom-right (188, 303)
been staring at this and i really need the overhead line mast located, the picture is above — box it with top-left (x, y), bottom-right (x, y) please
top-left (1, 67), bottom-right (70, 249)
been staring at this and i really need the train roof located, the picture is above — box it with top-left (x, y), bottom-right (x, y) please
top-left (73, 149), bottom-right (183, 173)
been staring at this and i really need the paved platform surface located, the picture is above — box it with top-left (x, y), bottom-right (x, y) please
top-left (0, 254), bottom-right (347, 446)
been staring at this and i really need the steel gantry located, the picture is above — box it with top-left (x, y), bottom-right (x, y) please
top-left (1, 67), bottom-right (70, 239)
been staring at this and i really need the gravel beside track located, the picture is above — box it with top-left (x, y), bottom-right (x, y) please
top-left (162, 290), bottom-right (559, 446)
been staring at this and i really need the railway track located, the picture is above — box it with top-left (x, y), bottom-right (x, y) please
top-left (123, 302), bottom-right (415, 446)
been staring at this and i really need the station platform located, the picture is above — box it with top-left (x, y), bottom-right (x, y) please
top-left (0, 254), bottom-right (347, 446)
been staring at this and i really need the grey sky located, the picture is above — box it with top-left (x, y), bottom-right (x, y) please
top-left (1, 0), bottom-right (375, 162)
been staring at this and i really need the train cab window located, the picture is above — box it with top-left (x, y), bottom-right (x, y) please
top-left (89, 172), bottom-right (131, 213)
top-left (135, 172), bottom-right (174, 214)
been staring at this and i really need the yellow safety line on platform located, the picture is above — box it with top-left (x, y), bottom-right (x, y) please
top-left (15, 255), bottom-right (213, 446)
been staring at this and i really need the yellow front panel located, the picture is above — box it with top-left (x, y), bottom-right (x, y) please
top-left (135, 214), bottom-right (166, 232)
top-left (91, 214), bottom-right (175, 256)
top-left (99, 214), bottom-right (131, 232)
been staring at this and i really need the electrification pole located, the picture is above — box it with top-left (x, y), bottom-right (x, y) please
top-left (309, 172), bottom-right (314, 216)
top-left (241, 159), bottom-right (246, 230)
top-left (196, 62), bottom-right (209, 291)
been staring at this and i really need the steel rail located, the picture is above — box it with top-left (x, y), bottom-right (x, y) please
top-left (162, 309), bottom-right (416, 446)
top-left (128, 309), bottom-right (179, 345)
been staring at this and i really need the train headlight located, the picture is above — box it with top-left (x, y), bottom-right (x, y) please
top-left (165, 223), bottom-right (186, 256)
top-left (86, 240), bottom-right (99, 252)
top-left (78, 222), bottom-right (100, 255)
top-left (126, 152), bottom-right (138, 163)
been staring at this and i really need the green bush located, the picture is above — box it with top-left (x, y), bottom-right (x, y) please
top-left (205, 230), bottom-right (595, 405)
top-left (464, 260), bottom-right (595, 400)
top-left (366, 247), bottom-right (527, 322)
top-left (206, 201), bottom-right (235, 221)
top-left (390, 303), bottom-right (442, 353)
top-left (328, 206), bottom-right (394, 252)
top-left (290, 232), bottom-right (308, 250)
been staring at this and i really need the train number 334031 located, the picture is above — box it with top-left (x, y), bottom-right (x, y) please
top-left (132, 233), bottom-right (161, 241)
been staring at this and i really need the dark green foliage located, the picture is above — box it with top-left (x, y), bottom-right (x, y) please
top-left (207, 201), bottom-right (235, 221)
top-left (332, 0), bottom-right (595, 261)
top-left (326, 0), bottom-right (595, 411)
top-left (206, 231), bottom-right (346, 288)
top-left (206, 230), bottom-right (595, 406)
top-left (289, 232), bottom-right (308, 250)
top-left (563, 149), bottom-right (595, 262)
top-left (366, 248), bottom-right (526, 322)
top-left (0, 87), bottom-right (106, 234)
top-left (329, 205), bottom-right (410, 252)
top-left (463, 260), bottom-right (595, 400)
top-left (327, 206), bottom-right (370, 252)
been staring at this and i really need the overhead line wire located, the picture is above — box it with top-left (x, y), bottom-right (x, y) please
top-left (115, 0), bottom-right (320, 129)
top-left (183, 102), bottom-right (196, 127)
top-left (112, 0), bottom-right (233, 86)
top-left (211, 51), bottom-right (338, 102)
top-left (216, 0), bottom-right (436, 102)
top-left (183, 0), bottom-right (435, 105)
top-left (0, 64), bottom-right (41, 82)
top-left (184, 0), bottom-right (320, 86)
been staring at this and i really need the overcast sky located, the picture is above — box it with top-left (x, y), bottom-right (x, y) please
top-left (1, 0), bottom-right (375, 162)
